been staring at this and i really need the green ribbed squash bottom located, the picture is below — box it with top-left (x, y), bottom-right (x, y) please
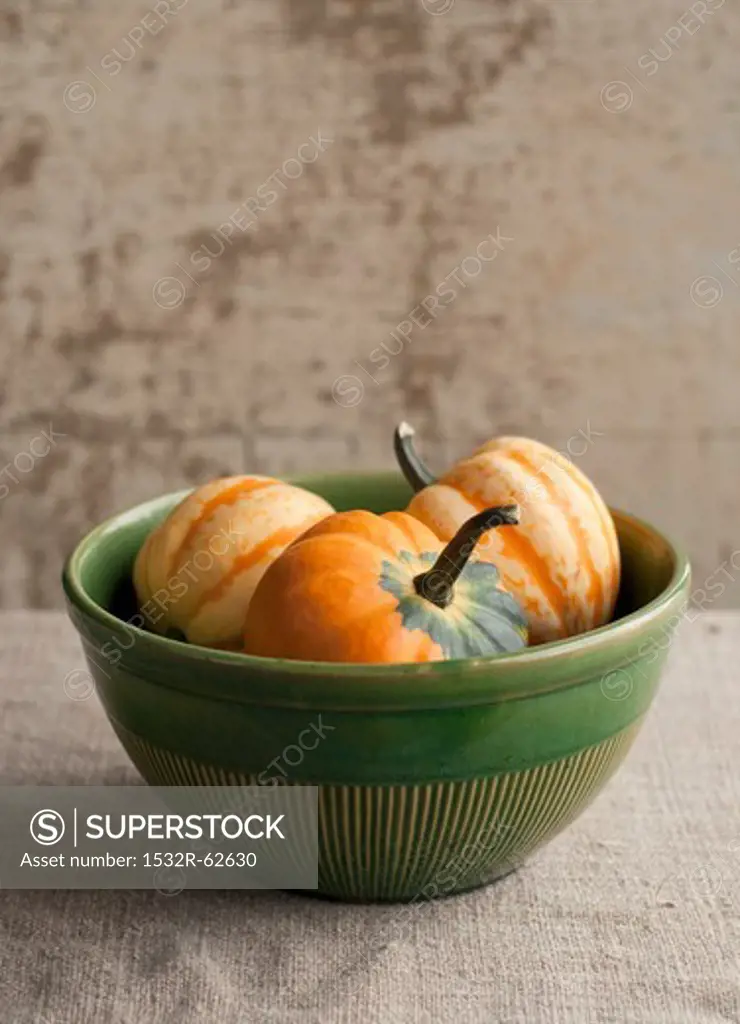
top-left (113, 719), bottom-right (641, 902)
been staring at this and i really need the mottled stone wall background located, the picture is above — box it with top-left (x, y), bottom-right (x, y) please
top-left (1, 0), bottom-right (739, 608)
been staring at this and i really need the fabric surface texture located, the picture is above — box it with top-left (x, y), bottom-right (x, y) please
top-left (0, 611), bottom-right (737, 1024)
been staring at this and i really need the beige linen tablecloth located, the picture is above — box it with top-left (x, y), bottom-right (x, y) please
top-left (0, 611), bottom-right (737, 1024)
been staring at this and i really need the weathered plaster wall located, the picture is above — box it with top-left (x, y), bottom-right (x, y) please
top-left (1, 0), bottom-right (738, 607)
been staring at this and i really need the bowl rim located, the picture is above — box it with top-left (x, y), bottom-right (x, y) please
top-left (62, 473), bottom-right (692, 705)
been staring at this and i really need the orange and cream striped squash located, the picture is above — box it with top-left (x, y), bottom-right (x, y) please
top-left (133, 476), bottom-right (333, 649)
top-left (395, 423), bottom-right (620, 645)
top-left (243, 504), bottom-right (528, 664)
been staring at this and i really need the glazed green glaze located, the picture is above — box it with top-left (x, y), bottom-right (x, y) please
top-left (62, 472), bottom-right (691, 901)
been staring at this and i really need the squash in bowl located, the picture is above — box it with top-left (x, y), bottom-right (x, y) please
top-left (62, 472), bottom-right (689, 902)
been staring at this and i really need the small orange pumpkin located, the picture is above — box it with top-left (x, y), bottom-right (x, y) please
top-left (243, 504), bottom-right (527, 664)
top-left (394, 422), bottom-right (620, 644)
top-left (133, 476), bottom-right (333, 648)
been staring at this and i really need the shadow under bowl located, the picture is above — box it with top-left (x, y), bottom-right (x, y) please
top-left (63, 472), bottom-right (690, 902)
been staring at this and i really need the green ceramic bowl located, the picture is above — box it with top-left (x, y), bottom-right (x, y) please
top-left (63, 472), bottom-right (690, 902)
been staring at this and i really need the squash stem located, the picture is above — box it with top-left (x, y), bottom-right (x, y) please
top-left (394, 422), bottom-right (436, 491)
top-left (413, 505), bottom-right (520, 610)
